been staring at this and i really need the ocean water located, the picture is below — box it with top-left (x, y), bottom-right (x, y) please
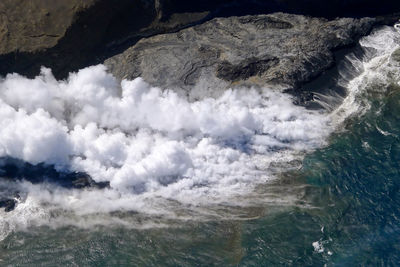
top-left (0, 25), bottom-right (399, 266)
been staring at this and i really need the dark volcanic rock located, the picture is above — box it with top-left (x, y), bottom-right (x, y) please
top-left (105, 13), bottom-right (377, 98)
top-left (0, 0), bottom-right (399, 79)
top-left (0, 192), bottom-right (20, 212)
top-left (0, 0), bottom-right (96, 55)
top-left (0, 159), bottom-right (109, 212)
top-left (0, 158), bottom-right (109, 190)
top-left (216, 57), bottom-right (280, 82)
top-left (0, 198), bottom-right (16, 212)
top-left (0, 0), bottom-right (211, 79)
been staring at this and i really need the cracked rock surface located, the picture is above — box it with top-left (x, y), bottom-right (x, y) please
top-left (105, 13), bottom-right (376, 99)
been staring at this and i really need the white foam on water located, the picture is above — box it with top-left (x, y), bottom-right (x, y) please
top-left (332, 26), bottom-right (400, 124)
top-left (0, 25), bottom-right (400, 239)
top-left (0, 192), bottom-right (49, 241)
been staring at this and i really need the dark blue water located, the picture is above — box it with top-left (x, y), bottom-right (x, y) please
top-left (299, 85), bottom-right (400, 265)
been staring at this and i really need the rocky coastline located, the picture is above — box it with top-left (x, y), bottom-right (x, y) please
top-left (0, 0), bottom-right (400, 212)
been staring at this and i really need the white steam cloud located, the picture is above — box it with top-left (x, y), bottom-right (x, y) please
top-left (0, 63), bottom-right (336, 239)
top-left (0, 64), bottom-right (330, 196)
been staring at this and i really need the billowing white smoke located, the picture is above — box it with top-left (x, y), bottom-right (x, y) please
top-left (0, 65), bottom-right (330, 196)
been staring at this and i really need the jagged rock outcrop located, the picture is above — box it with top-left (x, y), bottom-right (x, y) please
top-left (105, 13), bottom-right (377, 99)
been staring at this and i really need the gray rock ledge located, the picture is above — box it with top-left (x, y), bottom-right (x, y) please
top-left (105, 13), bottom-right (376, 99)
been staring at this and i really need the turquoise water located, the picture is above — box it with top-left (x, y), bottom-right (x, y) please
top-left (1, 27), bottom-right (400, 266)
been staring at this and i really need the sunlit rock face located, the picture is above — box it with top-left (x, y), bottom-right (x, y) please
top-left (105, 13), bottom-right (375, 99)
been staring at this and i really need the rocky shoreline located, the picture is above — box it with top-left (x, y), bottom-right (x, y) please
top-left (0, 1), bottom-right (400, 212)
